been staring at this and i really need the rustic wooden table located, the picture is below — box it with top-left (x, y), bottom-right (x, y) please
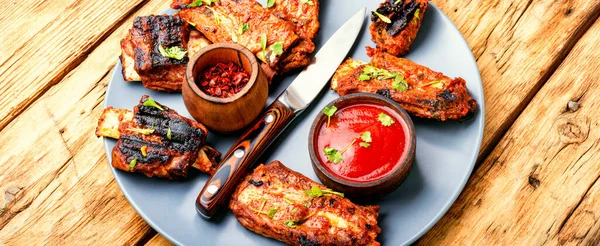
top-left (0, 0), bottom-right (599, 244)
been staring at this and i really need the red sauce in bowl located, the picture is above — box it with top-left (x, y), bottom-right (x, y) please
top-left (315, 103), bottom-right (409, 182)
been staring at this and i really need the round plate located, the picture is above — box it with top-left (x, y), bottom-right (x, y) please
top-left (104, 2), bottom-right (485, 245)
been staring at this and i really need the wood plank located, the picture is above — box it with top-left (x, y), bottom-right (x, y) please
top-left (146, 234), bottom-right (174, 246)
top-left (419, 18), bottom-right (600, 244)
top-left (432, 0), bottom-right (600, 156)
top-left (0, 0), bottom-right (146, 132)
top-left (0, 0), bottom-right (170, 243)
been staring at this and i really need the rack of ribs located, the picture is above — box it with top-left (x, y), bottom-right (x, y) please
top-left (95, 95), bottom-right (221, 179)
top-left (369, 0), bottom-right (428, 56)
top-left (331, 51), bottom-right (477, 121)
top-left (230, 161), bottom-right (381, 246)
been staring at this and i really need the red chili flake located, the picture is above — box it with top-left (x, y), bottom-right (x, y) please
top-left (198, 62), bottom-right (250, 98)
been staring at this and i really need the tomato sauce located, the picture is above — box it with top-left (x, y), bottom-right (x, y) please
top-left (316, 103), bottom-right (408, 182)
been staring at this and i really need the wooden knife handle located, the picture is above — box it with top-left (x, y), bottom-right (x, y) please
top-left (196, 99), bottom-right (295, 219)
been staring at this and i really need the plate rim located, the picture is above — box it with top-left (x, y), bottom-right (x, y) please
top-left (103, 2), bottom-right (486, 245)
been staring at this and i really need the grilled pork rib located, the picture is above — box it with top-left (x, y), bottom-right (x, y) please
top-left (331, 52), bottom-right (477, 121)
top-left (96, 96), bottom-right (221, 178)
top-left (120, 15), bottom-right (207, 92)
top-left (230, 161), bottom-right (381, 246)
top-left (369, 0), bottom-right (428, 56)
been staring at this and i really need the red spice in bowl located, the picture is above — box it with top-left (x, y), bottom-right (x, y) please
top-left (197, 62), bottom-right (250, 98)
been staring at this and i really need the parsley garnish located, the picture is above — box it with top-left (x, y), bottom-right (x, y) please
top-left (300, 0), bottom-right (313, 5)
top-left (323, 105), bottom-right (337, 128)
top-left (323, 147), bottom-right (343, 164)
top-left (158, 45), bottom-right (187, 60)
top-left (127, 127), bottom-right (155, 135)
top-left (238, 23), bottom-right (249, 34)
top-left (378, 113), bottom-right (395, 126)
top-left (272, 42), bottom-right (284, 55)
top-left (359, 65), bottom-right (408, 91)
top-left (304, 186), bottom-right (344, 198)
top-left (167, 126), bottom-right (172, 140)
top-left (392, 76), bottom-right (408, 91)
top-left (143, 97), bottom-right (164, 110)
top-left (261, 33), bottom-right (267, 58)
top-left (284, 220), bottom-right (297, 228)
top-left (414, 9), bottom-right (421, 22)
top-left (267, 0), bottom-right (275, 8)
top-left (129, 158), bottom-right (137, 171)
top-left (267, 208), bottom-right (277, 218)
top-left (189, 0), bottom-right (217, 7)
top-left (360, 131), bottom-right (372, 148)
top-left (373, 11), bottom-right (391, 24)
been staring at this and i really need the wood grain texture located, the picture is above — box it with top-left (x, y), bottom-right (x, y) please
top-left (0, 0), bottom-right (146, 132)
top-left (0, 0), bottom-right (170, 244)
top-left (433, 0), bottom-right (600, 156)
top-left (419, 18), bottom-right (600, 245)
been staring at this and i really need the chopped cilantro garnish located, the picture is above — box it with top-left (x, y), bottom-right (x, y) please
top-left (159, 45), bottom-right (187, 60)
top-left (267, 208), bottom-right (277, 218)
top-left (373, 11), bottom-right (391, 24)
top-left (129, 158), bottom-right (137, 171)
top-left (267, 0), bottom-right (275, 8)
top-left (304, 186), bottom-right (344, 198)
top-left (323, 105), bottom-right (337, 128)
top-left (272, 42), bottom-right (284, 55)
top-left (142, 97), bottom-right (164, 111)
top-left (300, 0), bottom-right (313, 5)
top-left (378, 113), bottom-right (395, 126)
top-left (323, 147), bottom-right (343, 164)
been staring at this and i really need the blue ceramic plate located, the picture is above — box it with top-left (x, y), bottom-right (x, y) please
top-left (104, 1), bottom-right (484, 245)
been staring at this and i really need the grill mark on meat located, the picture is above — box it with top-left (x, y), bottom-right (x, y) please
top-left (369, 0), bottom-right (428, 56)
top-left (132, 15), bottom-right (189, 71)
top-left (371, 0), bottom-right (419, 37)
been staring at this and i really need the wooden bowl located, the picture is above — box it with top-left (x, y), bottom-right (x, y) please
top-left (308, 93), bottom-right (416, 200)
top-left (183, 43), bottom-right (269, 134)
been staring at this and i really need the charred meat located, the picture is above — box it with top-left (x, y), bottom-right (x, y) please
top-left (230, 161), bottom-right (381, 246)
top-left (370, 0), bottom-right (428, 56)
top-left (176, 0), bottom-right (300, 70)
top-left (96, 96), bottom-right (221, 178)
top-left (331, 52), bottom-right (477, 121)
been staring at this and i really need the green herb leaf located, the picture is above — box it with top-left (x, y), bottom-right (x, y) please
top-left (267, 0), bottom-right (275, 8)
top-left (323, 105), bottom-right (337, 128)
top-left (392, 76), bottom-right (408, 91)
top-left (431, 80), bottom-right (443, 89)
top-left (414, 9), bottom-right (421, 22)
top-left (267, 208), bottom-right (277, 218)
top-left (284, 220), bottom-right (297, 228)
top-left (394, 0), bottom-right (402, 4)
top-left (373, 11), bottom-right (391, 24)
top-left (300, 0), bottom-right (313, 5)
top-left (291, 208), bottom-right (297, 214)
top-left (304, 186), bottom-right (345, 198)
top-left (359, 142), bottom-right (371, 148)
top-left (127, 127), bottom-right (155, 135)
top-left (261, 33), bottom-right (267, 57)
top-left (238, 23), bottom-right (249, 34)
top-left (361, 131), bottom-right (372, 143)
top-left (167, 126), bottom-right (172, 140)
top-left (189, 0), bottom-right (217, 7)
top-left (143, 97), bottom-right (165, 111)
top-left (158, 45), bottom-right (187, 60)
top-left (129, 158), bottom-right (137, 171)
top-left (358, 74), bottom-right (371, 81)
top-left (272, 42), bottom-right (284, 55)
top-left (323, 147), bottom-right (343, 164)
top-left (304, 186), bottom-right (323, 197)
top-left (378, 113), bottom-right (395, 127)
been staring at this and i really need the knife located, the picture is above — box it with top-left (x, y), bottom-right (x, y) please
top-left (196, 8), bottom-right (367, 219)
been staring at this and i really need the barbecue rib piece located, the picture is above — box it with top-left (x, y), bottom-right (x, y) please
top-left (230, 161), bottom-right (381, 246)
top-left (269, 0), bottom-right (320, 73)
top-left (175, 0), bottom-right (300, 70)
top-left (95, 96), bottom-right (221, 178)
top-left (369, 0), bottom-right (428, 56)
top-left (120, 15), bottom-right (192, 92)
top-left (331, 52), bottom-right (477, 121)
top-left (121, 28), bottom-right (212, 84)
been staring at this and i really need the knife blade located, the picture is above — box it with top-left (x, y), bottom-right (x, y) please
top-left (196, 8), bottom-right (367, 219)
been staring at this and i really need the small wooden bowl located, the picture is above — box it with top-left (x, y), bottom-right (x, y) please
top-left (183, 43), bottom-right (269, 134)
top-left (308, 93), bottom-right (417, 200)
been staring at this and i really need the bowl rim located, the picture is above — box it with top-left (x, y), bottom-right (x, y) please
top-left (185, 43), bottom-right (259, 104)
top-left (308, 93), bottom-right (417, 188)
